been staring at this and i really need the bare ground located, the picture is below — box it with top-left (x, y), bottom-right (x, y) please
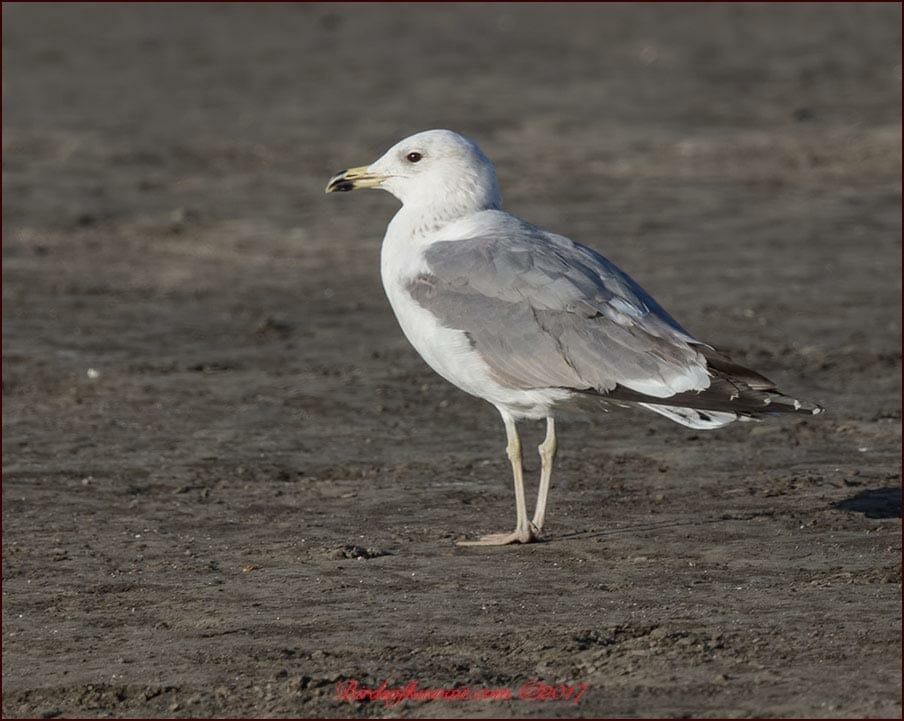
top-left (2, 3), bottom-right (901, 718)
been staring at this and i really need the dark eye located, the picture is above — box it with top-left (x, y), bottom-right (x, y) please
top-left (406, 152), bottom-right (423, 163)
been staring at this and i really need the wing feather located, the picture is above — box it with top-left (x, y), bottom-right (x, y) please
top-left (409, 215), bottom-right (710, 398)
top-left (407, 212), bottom-right (822, 418)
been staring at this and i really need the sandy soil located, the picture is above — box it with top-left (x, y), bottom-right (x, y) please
top-left (2, 3), bottom-right (901, 718)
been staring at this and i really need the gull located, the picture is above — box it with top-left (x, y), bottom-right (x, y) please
top-left (325, 129), bottom-right (823, 546)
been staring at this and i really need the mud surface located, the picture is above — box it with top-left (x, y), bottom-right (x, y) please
top-left (3, 3), bottom-right (901, 718)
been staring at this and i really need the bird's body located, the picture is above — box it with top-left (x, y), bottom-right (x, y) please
top-left (327, 129), bottom-right (823, 545)
top-left (382, 210), bottom-right (574, 420)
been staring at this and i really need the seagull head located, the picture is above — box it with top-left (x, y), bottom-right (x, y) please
top-left (326, 129), bottom-right (502, 219)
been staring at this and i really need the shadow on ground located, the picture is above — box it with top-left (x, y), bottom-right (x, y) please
top-left (833, 487), bottom-right (902, 519)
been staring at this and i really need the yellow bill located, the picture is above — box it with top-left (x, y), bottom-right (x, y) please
top-left (325, 166), bottom-right (388, 193)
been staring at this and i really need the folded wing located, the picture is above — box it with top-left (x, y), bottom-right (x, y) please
top-left (408, 213), bottom-right (822, 421)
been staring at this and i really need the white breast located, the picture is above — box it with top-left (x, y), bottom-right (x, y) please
top-left (379, 215), bottom-right (570, 419)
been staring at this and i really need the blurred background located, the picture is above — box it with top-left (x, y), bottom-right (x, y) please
top-left (3, 3), bottom-right (901, 718)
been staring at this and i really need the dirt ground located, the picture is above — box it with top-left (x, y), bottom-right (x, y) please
top-left (2, 3), bottom-right (901, 718)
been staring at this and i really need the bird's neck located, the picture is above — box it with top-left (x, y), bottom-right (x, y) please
top-left (387, 204), bottom-right (460, 240)
top-left (391, 195), bottom-right (501, 241)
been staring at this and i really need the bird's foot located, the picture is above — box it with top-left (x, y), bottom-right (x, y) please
top-left (457, 527), bottom-right (540, 546)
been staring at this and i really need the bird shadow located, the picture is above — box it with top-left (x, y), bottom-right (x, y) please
top-left (550, 488), bottom-right (902, 543)
top-left (831, 487), bottom-right (901, 519)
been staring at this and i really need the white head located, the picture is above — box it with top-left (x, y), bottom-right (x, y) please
top-left (326, 129), bottom-right (502, 222)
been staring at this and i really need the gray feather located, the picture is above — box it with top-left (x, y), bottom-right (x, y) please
top-left (407, 213), bottom-right (822, 419)
top-left (409, 215), bottom-right (708, 395)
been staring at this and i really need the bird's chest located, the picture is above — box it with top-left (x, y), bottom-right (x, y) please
top-left (379, 237), bottom-right (495, 399)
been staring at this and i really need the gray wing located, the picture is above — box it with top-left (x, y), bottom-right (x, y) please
top-left (408, 216), bottom-right (712, 399)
